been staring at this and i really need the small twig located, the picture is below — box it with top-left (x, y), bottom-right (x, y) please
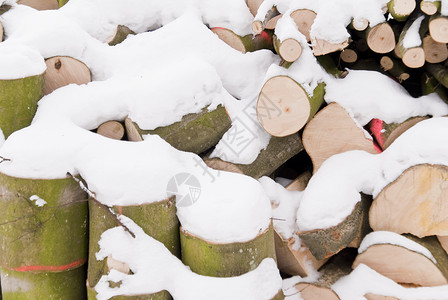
top-left (67, 172), bottom-right (136, 238)
top-left (271, 217), bottom-right (286, 221)
top-left (0, 155), bottom-right (11, 163)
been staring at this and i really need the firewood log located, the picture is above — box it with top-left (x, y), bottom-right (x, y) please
top-left (351, 17), bottom-right (369, 32)
top-left (396, 15), bottom-right (426, 68)
top-left (421, 72), bottom-right (448, 103)
top-left (273, 35), bottom-right (302, 63)
top-left (253, 6), bottom-right (280, 34)
top-left (339, 49), bottom-right (358, 64)
top-left (303, 103), bottom-right (378, 173)
top-left (313, 38), bottom-right (350, 56)
top-left (274, 172), bottom-right (328, 277)
top-left (125, 104), bottom-right (231, 154)
top-left (256, 76), bottom-right (325, 137)
top-left (0, 173), bottom-right (88, 270)
top-left (290, 9), bottom-right (317, 42)
top-left (43, 56), bottom-right (91, 95)
top-left (87, 198), bottom-right (179, 299)
top-left (212, 27), bottom-right (273, 53)
top-left (247, 0), bottom-right (263, 17)
top-left (387, 0), bottom-right (416, 22)
top-left (17, 0), bottom-right (59, 10)
top-left (370, 164), bottom-right (448, 237)
top-left (421, 1), bottom-right (440, 15)
top-left (368, 117), bottom-right (427, 150)
top-left (204, 134), bottom-right (303, 179)
top-left (107, 25), bottom-right (135, 46)
top-left (438, 236), bottom-right (448, 254)
top-left (425, 62), bottom-right (448, 88)
top-left (179, 224), bottom-right (276, 277)
top-left (0, 71), bottom-right (44, 139)
top-left (429, 14), bottom-right (448, 43)
top-left (366, 22), bottom-right (396, 54)
top-left (422, 35), bottom-right (448, 63)
top-left (97, 120), bottom-right (125, 140)
top-left (1, 266), bottom-right (87, 299)
top-left (380, 56), bottom-right (410, 82)
top-left (353, 235), bottom-right (448, 286)
top-left (293, 249), bottom-right (355, 300)
top-left (0, 21), bottom-right (3, 42)
top-left (365, 295), bottom-right (399, 300)
top-left (299, 195), bottom-right (371, 261)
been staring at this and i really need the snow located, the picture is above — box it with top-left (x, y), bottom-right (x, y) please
top-left (297, 117), bottom-right (448, 231)
top-left (29, 195), bottom-right (47, 207)
top-left (95, 216), bottom-right (283, 300)
top-left (402, 15), bottom-right (425, 49)
top-left (359, 231), bottom-right (436, 264)
top-left (333, 264), bottom-right (448, 299)
top-left (0, 44), bottom-right (45, 79)
top-left (442, 0), bottom-right (448, 15)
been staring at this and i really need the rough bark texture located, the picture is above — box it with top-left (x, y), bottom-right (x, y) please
top-left (425, 63), bottom-right (448, 88)
top-left (212, 27), bottom-right (273, 53)
top-left (0, 73), bottom-right (44, 138)
top-left (299, 195), bottom-right (370, 261)
top-left (180, 224), bottom-right (276, 277)
top-left (88, 197), bottom-right (180, 294)
top-left (108, 25), bottom-right (135, 46)
top-left (87, 283), bottom-right (172, 300)
top-left (1, 266), bottom-right (87, 300)
top-left (0, 173), bottom-right (88, 270)
top-left (125, 104), bottom-right (231, 154)
top-left (204, 134), bottom-right (303, 179)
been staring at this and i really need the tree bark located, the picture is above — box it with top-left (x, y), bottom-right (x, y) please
top-left (108, 25), bottom-right (135, 46)
top-left (17, 0), bottom-right (59, 10)
top-left (212, 27), bottom-right (273, 53)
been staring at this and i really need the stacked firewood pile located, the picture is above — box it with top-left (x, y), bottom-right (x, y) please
top-left (0, 0), bottom-right (448, 299)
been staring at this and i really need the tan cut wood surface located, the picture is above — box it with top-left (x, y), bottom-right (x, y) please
top-left (370, 164), bottom-right (448, 237)
top-left (429, 16), bottom-right (448, 43)
top-left (367, 23), bottom-right (396, 54)
top-left (291, 9), bottom-right (316, 42)
top-left (97, 121), bottom-right (125, 140)
top-left (44, 56), bottom-right (91, 95)
top-left (423, 35), bottom-right (448, 63)
top-left (303, 103), bottom-right (377, 172)
top-left (17, 0), bottom-right (58, 10)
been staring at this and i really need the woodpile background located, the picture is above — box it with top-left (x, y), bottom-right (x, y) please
top-left (0, 0), bottom-right (448, 299)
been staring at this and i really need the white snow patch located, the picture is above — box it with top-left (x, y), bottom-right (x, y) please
top-left (359, 231), bottom-right (436, 264)
top-left (0, 44), bottom-right (45, 79)
top-left (29, 195), bottom-right (47, 207)
top-left (402, 15), bottom-right (425, 48)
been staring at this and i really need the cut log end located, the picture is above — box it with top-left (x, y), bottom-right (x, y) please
top-left (291, 9), bottom-right (317, 42)
top-left (429, 17), bottom-right (448, 43)
top-left (388, 0), bottom-right (416, 21)
top-left (295, 283), bottom-right (340, 300)
top-left (17, 0), bottom-right (59, 10)
top-left (423, 35), bottom-right (448, 63)
top-left (212, 27), bottom-right (246, 53)
top-left (247, 0), bottom-right (263, 17)
top-left (438, 236), bottom-right (448, 254)
top-left (370, 164), bottom-right (448, 237)
top-left (380, 56), bottom-right (394, 71)
top-left (313, 39), bottom-right (349, 56)
top-left (278, 38), bottom-right (302, 62)
top-left (0, 21), bottom-right (3, 42)
top-left (252, 20), bottom-right (263, 35)
top-left (43, 56), bottom-right (91, 95)
top-left (124, 117), bottom-right (143, 142)
top-left (257, 76), bottom-right (310, 137)
top-left (421, 1), bottom-right (439, 15)
top-left (266, 14), bottom-right (282, 30)
top-left (352, 18), bottom-right (369, 31)
top-left (402, 47), bottom-right (425, 68)
top-left (340, 49), bottom-right (358, 64)
top-left (97, 121), bottom-right (125, 140)
top-left (367, 23), bottom-right (396, 54)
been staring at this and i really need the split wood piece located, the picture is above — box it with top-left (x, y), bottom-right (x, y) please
top-left (1, 266), bottom-right (87, 299)
top-left (353, 235), bottom-right (448, 286)
top-left (17, 0), bottom-right (59, 10)
top-left (180, 224), bottom-right (276, 277)
top-left (257, 76), bottom-right (325, 137)
top-left (87, 197), bottom-right (180, 293)
top-left (0, 72), bottom-right (44, 139)
top-left (252, 6), bottom-right (280, 34)
top-left (380, 56), bottom-right (410, 82)
top-left (421, 72), bottom-right (448, 103)
top-left (302, 103), bottom-right (378, 173)
top-left (368, 116), bottom-right (427, 150)
top-left (107, 25), bottom-right (135, 46)
top-left (429, 14), bottom-right (448, 43)
top-left (0, 172), bottom-right (88, 270)
top-left (86, 281), bottom-right (172, 300)
top-left (366, 22), bottom-right (396, 54)
top-left (275, 171), bottom-right (328, 276)
top-left (396, 15), bottom-right (426, 68)
top-left (125, 104), bottom-right (230, 154)
top-left (97, 120), bottom-right (125, 140)
top-left (299, 195), bottom-right (371, 261)
top-left (43, 56), bottom-right (91, 95)
top-left (387, 0), bottom-right (416, 22)
top-left (421, 1), bottom-right (441, 15)
top-left (425, 62), bottom-right (448, 88)
top-left (290, 9), bottom-right (317, 42)
top-left (211, 27), bottom-right (273, 53)
top-left (247, 0), bottom-right (263, 17)
top-left (423, 35), bottom-right (448, 63)
top-left (370, 164), bottom-right (448, 238)
top-left (351, 17), bottom-right (369, 31)
top-left (339, 49), bottom-right (358, 64)
top-left (204, 134), bottom-right (303, 179)
top-left (273, 35), bottom-right (302, 62)
top-left (438, 236), bottom-right (448, 254)
top-left (294, 249), bottom-right (355, 300)
top-left (312, 38), bottom-right (350, 56)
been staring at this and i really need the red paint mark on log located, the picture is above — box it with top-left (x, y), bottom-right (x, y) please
top-left (369, 118), bottom-right (384, 150)
top-left (12, 258), bottom-right (86, 272)
top-left (260, 30), bottom-right (272, 44)
top-left (118, 206), bottom-right (123, 215)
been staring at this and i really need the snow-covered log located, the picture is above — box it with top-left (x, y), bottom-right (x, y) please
top-left (212, 27), bottom-right (273, 53)
top-left (96, 120), bottom-right (125, 140)
top-left (107, 25), bottom-right (135, 46)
